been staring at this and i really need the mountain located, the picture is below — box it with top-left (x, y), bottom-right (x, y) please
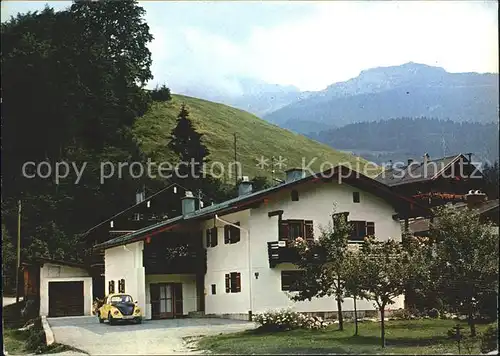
top-left (133, 95), bottom-right (372, 181)
top-left (174, 77), bottom-right (303, 117)
top-left (264, 62), bottom-right (499, 134)
top-left (309, 117), bottom-right (499, 165)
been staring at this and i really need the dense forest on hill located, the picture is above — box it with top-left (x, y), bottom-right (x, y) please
top-left (309, 118), bottom-right (499, 165)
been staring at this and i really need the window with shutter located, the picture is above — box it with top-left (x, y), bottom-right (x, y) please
top-left (305, 220), bottom-right (314, 240)
top-left (291, 190), bottom-right (299, 201)
top-left (366, 222), bottom-right (375, 236)
top-left (230, 272), bottom-right (241, 293)
top-left (349, 221), bottom-right (367, 241)
top-left (118, 279), bottom-right (125, 293)
top-left (108, 280), bottom-right (115, 294)
top-left (353, 191), bottom-right (360, 203)
top-left (281, 271), bottom-right (305, 291)
top-left (224, 225), bottom-right (230, 244)
top-left (211, 227), bottom-right (218, 247)
top-left (225, 274), bottom-right (230, 293)
top-left (211, 284), bottom-right (216, 295)
top-left (279, 220), bottom-right (289, 241)
top-left (289, 220), bottom-right (304, 239)
top-left (206, 228), bottom-right (212, 247)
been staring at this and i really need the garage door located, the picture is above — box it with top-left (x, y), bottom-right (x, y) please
top-left (48, 281), bottom-right (84, 317)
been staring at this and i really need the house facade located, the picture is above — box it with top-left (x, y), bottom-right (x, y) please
top-left (95, 166), bottom-right (428, 321)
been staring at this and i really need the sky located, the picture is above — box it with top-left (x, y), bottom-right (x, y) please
top-left (2, 1), bottom-right (498, 93)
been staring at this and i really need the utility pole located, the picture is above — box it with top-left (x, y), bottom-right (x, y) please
top-left (233, 133), bottom-right (238, 186)
top-left (16, 200), bottom-right (21, 303)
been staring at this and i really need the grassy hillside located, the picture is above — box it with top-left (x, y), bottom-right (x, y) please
top-left (133, 95), bottom-right (373, 182)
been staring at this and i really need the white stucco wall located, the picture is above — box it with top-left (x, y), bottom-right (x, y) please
top-left (204, 179), bottom-right (404, 315)
top-left (144, 274), bottom-right (197, 320)
top-left (104, 241), bottom-right (146, 314)
top-left (39, 263), bottom-right (93, 316)
top-left (202, 210), bottom-right (251, 315)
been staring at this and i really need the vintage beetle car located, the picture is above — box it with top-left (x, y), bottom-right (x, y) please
top-left (97, 293), bottom-right (142, 324)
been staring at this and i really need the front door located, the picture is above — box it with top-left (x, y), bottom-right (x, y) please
top-left (150, 283), bottom-right (183, 319)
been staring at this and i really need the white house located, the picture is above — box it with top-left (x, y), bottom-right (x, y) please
top-left (95, 166), bottom-right (428, 321)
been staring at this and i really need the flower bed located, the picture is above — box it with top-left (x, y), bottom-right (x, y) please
top-left (252, 309), bottom-right (331, 331)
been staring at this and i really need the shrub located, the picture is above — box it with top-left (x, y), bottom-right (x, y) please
top-left (390, 309), bottom-right (417, 320)
top-left (252, 309), bottom-right (330, 331)
top-left (480, 323), bottom-right (498, 354)
top-left (426, 308), bottom-right (440, 319)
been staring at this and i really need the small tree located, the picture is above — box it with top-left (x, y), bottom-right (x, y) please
top-left (151, 84), bottom-right (172, 102)
top-left (291, 210), bottom-right (352, 331)
top-left (359, 237), bottom-right (411, 347)
top-left (429, 206), bottom-right (499, 337)
top-left (344, 249), bottom-right (367, 336)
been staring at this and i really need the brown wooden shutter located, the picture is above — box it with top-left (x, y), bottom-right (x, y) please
top-left (305, 220), bottom-right (314, 240)
top-left (225, 274), bottom-right (230, 293)
top-left (206, 229), bottom-right (211, 247)
top-left (366, 222), bottom-right (375, 236)
top-left (232, 222), bottom-right (241, 243)
top-left (235, 273), bottom-right (241, 292)
top-left (224, 225), bottom-right (230, 244)
top-left (108, 280), bottom-right (115, 294)
top-left (279, 220), bottom-right (289, 241)
top-left (211, 227), bottom-right (218, 247)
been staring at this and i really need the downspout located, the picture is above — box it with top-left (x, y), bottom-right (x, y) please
top-left (215, 214), bottom-right (253, 318)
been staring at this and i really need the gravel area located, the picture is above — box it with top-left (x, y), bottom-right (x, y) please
top-left (47, 316), bottom-right (256, 355)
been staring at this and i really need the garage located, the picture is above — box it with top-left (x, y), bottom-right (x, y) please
top-left (49, 281), bottom-right (84, 317)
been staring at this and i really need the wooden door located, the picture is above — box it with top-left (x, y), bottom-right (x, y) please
top-left (150, 283), bottom-right (183, 319)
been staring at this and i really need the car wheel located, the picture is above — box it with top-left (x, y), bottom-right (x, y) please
top-left (108, 312), bottom-right (115, 325)
top-left (98, 312), bottom-right (104, 324)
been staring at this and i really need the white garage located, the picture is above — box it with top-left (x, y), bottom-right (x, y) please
top-left (36, 259), bottom-right (93, 317)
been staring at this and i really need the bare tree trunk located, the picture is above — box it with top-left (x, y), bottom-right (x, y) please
top-left (380, 305), bottom-right (386, 348)
top-left (353, 295), bottom-right (359, 336)
top-left (336, 295), bottom-right (344, 331)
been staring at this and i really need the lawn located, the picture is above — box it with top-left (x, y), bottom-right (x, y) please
top-left (197, 319), bottom-right (492, 355)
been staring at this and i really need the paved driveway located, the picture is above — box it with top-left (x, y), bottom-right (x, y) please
top-left (47, 316), bottom-right (256, 355)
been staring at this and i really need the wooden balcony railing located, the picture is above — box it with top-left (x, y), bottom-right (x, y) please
top-left (267, 241), bottom-right (301, 268)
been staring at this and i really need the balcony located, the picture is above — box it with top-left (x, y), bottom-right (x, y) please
top-left (144, 248), bottom-right (207, 275)
top-left (267, 241), bottom-right (301, 268)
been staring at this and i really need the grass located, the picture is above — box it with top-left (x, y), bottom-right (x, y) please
top-left (134, 95), bottom-right (376, 182)
top-left (197, 319), bottom-right (492, 355)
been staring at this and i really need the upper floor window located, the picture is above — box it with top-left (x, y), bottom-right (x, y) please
top-left (118, 279), bottom-right (126, 293)
top-left (225, 272), bottom-right (241, 293)
top-left (279, 220), bottom-right (314, 241)
top-left (353, 191), bottom-right (360, 203)
top-left (281, 270), bottom-right (305, 291)
top-left (224, 222), bottom-right (241, 244)
top-left (291, 190), bottom-right (299, 201)
top-left (349, 220), bottom-right (375, 241)
top-left (206, 227), bottom-right (218, 248)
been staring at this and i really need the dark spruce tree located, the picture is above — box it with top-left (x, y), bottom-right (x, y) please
top-left (168, 104), bottom-right (210, 193)
top-left (151, 84), bottom-right (172, 102)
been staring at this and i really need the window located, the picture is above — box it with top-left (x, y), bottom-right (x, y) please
top-left (291, 190), bottom-right (299, 201)
top-left (118, 279), bottom-right (126, 293)
top-left (211, 284), bottom-right (216, 295)
top-left (349, 221), bottom-right (375, 241)
top-left (206, 227), bottom-right (218, 247)
top-left (133, 213), bottom-right (143, 221)
top-left (224, 222), bottom-right (241, 244)
top-left (353, 191), bottom-right (360, 203)
top-left (279, 220), bottom-right (314, 241)
top-left (281, 270), bottom-right (305, 291)
top-left (108, 280), bottom-right (115, 294)
top-left (225, 272), bottom-right (241, 293)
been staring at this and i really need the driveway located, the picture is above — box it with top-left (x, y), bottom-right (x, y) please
top-left (47, 316), bottom-right (256, 355)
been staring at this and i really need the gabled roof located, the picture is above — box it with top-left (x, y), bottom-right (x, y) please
top-left (95, 165), bottom-right (431, 251)
top-left (375, 154), bottom-right (481, 187)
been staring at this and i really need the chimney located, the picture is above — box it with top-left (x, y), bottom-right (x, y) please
top-left (465, 189), bottom-right (487, 209)
top-left (181, 191), bottom-right (196, 216)
top-left (285, 168), bottom-right (306, 183)
top-left (423, 153), bottom-right (430, 165)
top-left (238, 176), bottom-right (253, 196)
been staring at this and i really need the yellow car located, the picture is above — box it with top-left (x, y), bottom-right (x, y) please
top-left (97, 293), bottom-right (142, 325)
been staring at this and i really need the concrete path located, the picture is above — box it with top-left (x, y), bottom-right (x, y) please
top-left (47, 316), bottom-right (256, 355)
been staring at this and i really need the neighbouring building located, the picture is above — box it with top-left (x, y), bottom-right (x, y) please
top-left (21, 258), bottom-right (93, 317)
top-left (93, 166), bottom-right (429, 321)
top-left (375, 153), bottom-right (484, 208)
